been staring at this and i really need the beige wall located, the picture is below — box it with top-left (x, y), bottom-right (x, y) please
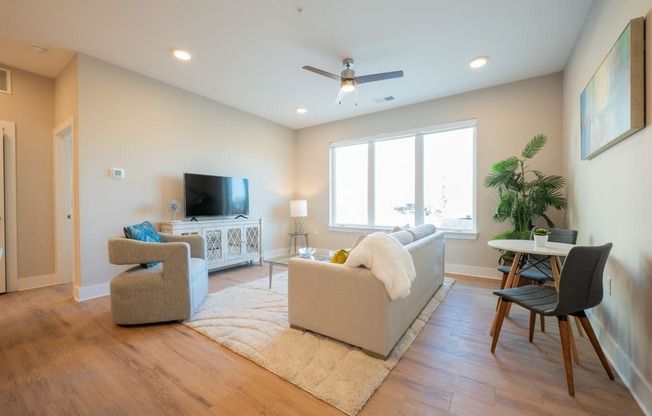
top-left (563, 1), bottom-right (652, 411)
top-left (0, 63), bottom-right (56, 282)
top-left (75, 54), bottom-right (296, 294)
top-left (295, 73), bottom-right (565, 277)
top-left (54, 55), bottom-right (78, 127)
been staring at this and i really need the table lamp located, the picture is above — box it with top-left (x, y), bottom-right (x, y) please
top-left (290, 200), bottom-right (308, 234)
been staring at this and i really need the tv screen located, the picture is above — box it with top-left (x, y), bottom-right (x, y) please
top-left (184, 173), bottom-right (249, 218)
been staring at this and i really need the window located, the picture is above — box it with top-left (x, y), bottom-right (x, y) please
top-left (330, 120), bottom-right (476, 233)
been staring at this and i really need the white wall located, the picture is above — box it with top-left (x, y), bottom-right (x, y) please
top-left (563, 1), bottom-right (652, 412)
top-left (75, 54), bottom-right (296, 297)
top-left (296, 73), bottom-right (565, 277)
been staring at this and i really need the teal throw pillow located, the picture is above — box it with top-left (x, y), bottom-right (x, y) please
top-left (123, 221), bottom-right (162, 268)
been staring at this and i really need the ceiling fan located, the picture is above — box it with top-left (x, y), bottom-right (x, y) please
top-left (303, 58), bottom-right (403, 104)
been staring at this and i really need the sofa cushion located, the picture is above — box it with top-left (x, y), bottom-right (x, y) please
top-left (407, 224), bottom-right (436, 241)
top-left (390, 230), bottom-right (414, 246)
top-left (124, 221), bottom-right (162, 268)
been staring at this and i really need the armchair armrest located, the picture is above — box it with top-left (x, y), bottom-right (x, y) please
top-left (108, 237), bottom-right (190, 266)
top-left (160, 233), bottom-right (205, 259)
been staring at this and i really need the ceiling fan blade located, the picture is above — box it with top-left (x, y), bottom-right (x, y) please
top-left (355, 70), bottom-right (404, 84)
top-left (303, 66), bottom-right (341, 81)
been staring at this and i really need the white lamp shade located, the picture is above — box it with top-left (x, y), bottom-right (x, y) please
top-left (290, 200), bottom-right (308, 217)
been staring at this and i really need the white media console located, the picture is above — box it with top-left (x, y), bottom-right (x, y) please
top-left (161, 217), bottom-right (262, 271)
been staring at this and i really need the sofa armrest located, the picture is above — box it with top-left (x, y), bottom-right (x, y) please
top-left (108, 237), bottom-right (190, 266)
top-left (288, 259), bottom-right (393, 354)
top-left (160, 233), bottom-right (205, 259)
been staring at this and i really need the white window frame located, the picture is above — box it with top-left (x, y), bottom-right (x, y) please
top-left (329, 119), bottom-right (478, 240)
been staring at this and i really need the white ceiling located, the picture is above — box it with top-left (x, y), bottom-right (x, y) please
top-left (0, 0), bottom-right (594, 129)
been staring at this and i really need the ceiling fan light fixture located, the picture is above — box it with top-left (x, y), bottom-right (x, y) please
top-left (469, 56), bottom-right (489, 68)
top-left (340, 79), bottom-right (356, 92)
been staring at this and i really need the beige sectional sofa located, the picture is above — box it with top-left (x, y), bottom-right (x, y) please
top-left (288, 224), bottom-right (445, 359)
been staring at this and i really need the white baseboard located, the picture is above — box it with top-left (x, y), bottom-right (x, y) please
top-left (588, 310), bottom-right (651, 416)
top-left (75, 282), bottom-right (110, 302)
top-left (445, 262), bottom-right (502, 280)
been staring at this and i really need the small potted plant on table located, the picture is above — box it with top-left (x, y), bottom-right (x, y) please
top-left (533, 227), bottom-right (550, 247)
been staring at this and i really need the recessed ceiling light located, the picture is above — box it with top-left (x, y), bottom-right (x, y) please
top-left (470, 56), bottom-right (489, 68)
top-left (295, 107), bottom-right (307, 114)
top-left (173, 49), bottom-right (191, 61)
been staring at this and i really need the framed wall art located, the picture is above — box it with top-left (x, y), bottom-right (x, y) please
top-left (580, 16), bottom-right (645, 160)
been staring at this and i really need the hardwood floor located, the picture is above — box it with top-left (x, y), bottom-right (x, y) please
top-left (0, 265), bottom-right (643, 415)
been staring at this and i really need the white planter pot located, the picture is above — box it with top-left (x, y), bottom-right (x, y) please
top-left (534, 234), bottom-right (549, 247)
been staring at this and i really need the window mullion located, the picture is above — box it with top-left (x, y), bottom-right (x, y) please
top-left (414, 134), bottom-right (425, 225)
top-left (368, 142), bottom-right (375, 226)
top-left (330, 148), bottom-right (337, 225)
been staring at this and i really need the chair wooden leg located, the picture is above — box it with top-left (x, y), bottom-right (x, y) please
top-left (558, 316), bottom-right (575, 396)
top-left (491, 300), bottom-right (510, 353)
top-left (528, 310), bottom-right (536, 342)
top-left (496, 273), bottom-right (508, 310)
top-left (577, 314), bottom-right (615, 380)
top-left (504, 273), bottom-right (521, 317)
top-left (573, 316), bottom-right (585, 338)
top-left (569, 326), bottom-right (580, 364)
top-left (540, 314), bottom-right (546, 333)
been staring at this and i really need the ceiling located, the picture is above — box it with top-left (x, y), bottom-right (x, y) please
top-left (0, 0), bottom-right (594, 129)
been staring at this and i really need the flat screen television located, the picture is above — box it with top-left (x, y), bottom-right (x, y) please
top-left (183, 173), bottom-right (249, 218)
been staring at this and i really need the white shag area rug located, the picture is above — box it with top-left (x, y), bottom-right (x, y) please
top-left (184, 273), bottom-right (454, 416)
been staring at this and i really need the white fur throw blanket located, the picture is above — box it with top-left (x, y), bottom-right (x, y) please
top-left (344, 232), bottom-right (416, 300)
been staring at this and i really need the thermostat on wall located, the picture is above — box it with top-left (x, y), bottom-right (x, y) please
top-left (109, 168), bottom-right (125, 178)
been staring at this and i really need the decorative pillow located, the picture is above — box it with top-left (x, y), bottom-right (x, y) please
top-left (123, 221), bottom-right (162, 268)
top-left (391, 224), bottom-right (410, 233)
top-left (330, 249), bottom-right (350, 264)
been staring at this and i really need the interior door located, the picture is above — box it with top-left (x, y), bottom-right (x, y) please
top-left (0, 126), bottom-right (6, 293)
top-left (55, 122), bottom-right (74, 284)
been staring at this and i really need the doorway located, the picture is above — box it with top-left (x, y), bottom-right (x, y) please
top-left (54, 118), bottom-right (74, 287)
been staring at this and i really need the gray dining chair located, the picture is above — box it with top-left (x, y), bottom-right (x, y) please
top-left (519, 228), bottom-right (578, 332)
top-left (519, 228), bottom-right (578, 285)
top-left (490, 243), bottom-right (614, 396)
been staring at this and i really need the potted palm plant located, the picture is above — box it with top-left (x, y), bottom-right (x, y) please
top-left (484, 134), bottom-right (567, 256)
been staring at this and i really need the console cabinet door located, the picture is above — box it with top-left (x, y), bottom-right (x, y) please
top-left (203, 227), bottom-right (224, 268)
top-left (224, 225), bottom-right (243, 261)
top-left (244, 223), bottom-right (260, 255)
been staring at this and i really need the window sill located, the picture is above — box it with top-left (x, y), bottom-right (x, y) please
top-left (328, 225), bottom-right (478, 240)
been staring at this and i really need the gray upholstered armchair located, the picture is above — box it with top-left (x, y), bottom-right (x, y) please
top-left (108, 233), bottom-right (208, 325)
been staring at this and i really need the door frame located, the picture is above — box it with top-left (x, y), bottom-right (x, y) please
top-left (0, 121), bottom-right (18, 292)
top-left (53, 117), bottom-right (76, 288)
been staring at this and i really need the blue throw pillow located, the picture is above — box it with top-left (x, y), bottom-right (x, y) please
top-left (123, 221), bottom-right (162, 268)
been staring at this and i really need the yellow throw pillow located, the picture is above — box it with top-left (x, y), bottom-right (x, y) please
top-left (330, 249), bottom-right (349, 264)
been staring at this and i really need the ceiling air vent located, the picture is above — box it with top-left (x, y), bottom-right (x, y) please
top-left (373, 96), bottom-right (395, 104)
top-left (0, 68), bottom-right (11, 94)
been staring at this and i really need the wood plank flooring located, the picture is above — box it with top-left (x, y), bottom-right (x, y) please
top-left (0, 265), bottom-right (643, 415)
